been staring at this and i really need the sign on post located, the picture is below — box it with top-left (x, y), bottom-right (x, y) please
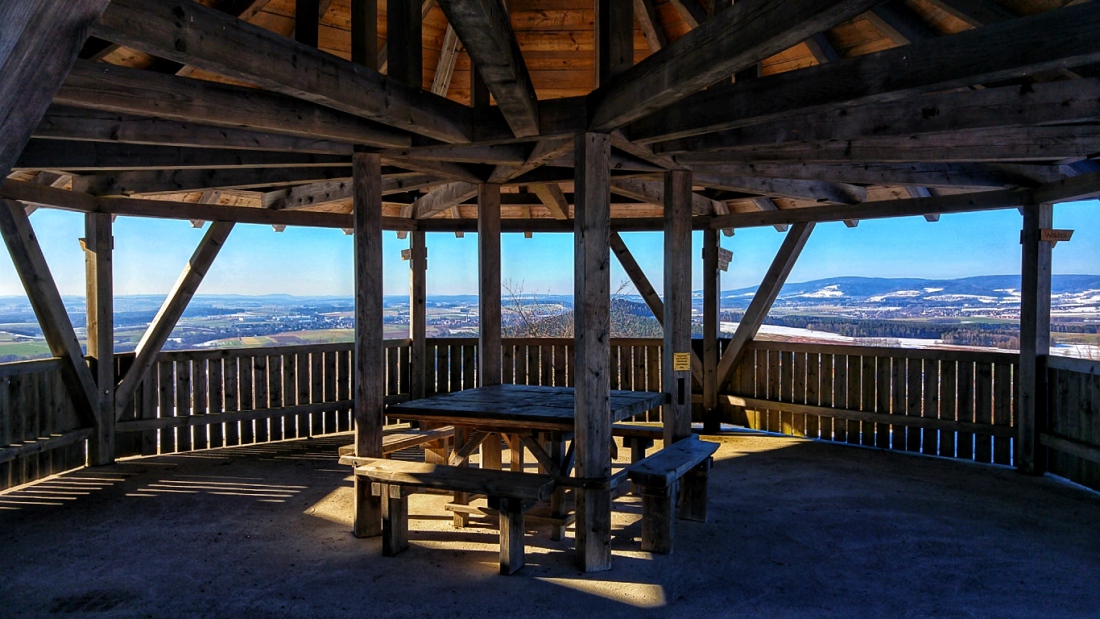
top-left (673, 352), bottom-right (692, 372)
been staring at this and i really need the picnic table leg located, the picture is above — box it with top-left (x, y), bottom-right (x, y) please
top-left (640, 482), bottom-right (674, 554)
top-left (481, 433), bottom-right (503, 470)
top-left (378, 483), bottom-right (412, 556)
top-left (422, 422), bottom-right (449, 464)
top-left (497, 497), bottom-right (526, 574)
top-left (678, 459), bottom-right (711, 522)
top-left (353, 476), bottom-right (382, 538)
top-left (508, 434), bottom-right (525, 471)
top-left (452, 427), bottom-right (470, 527)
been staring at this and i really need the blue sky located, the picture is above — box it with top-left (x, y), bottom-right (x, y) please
top-left (1, 200), bottom-right (1096, 298)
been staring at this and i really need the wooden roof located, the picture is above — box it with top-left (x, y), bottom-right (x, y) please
top-left (5, 0), bottom-right (1100, 232)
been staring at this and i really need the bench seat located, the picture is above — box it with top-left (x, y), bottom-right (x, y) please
top-left (627, 435), bottom-right (719, 554)
top-left (337, 425), bottom-right (454, 458)
top-left (340, 456), bottom-right (556, 574)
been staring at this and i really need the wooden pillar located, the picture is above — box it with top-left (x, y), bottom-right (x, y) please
top-left (479, 184), bottom-right (502, 387)
top-left (573, 132), bottom-right (613, 573)
top-left (295, 0), bottom-right (320, 47)
top-left (387, 0), bottom-right (423, 88)
top-left (84, 213), bottom-right (114, 465)
top-left (353, 151), bottom-right (384, 537)
top-left (409, 231), bottom-right (427, 400)
top-left (663, 170), bottom-right (693, 445)
top-left (1018, 203), bottom-right (1053, 475)
top-left (350, 0), bottom-right (378, 69)
top-left (595, 0), bottom-right (634, 87)
top-left (0, 0), bottom-right (111, 180)
top-left (702, 228), bottom-right (721, 433)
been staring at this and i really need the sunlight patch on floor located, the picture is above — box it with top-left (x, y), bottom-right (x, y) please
top-left (536, 576), bottom-right (667, 609)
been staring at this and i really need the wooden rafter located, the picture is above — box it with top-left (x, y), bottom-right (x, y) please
top-left (715, 223), bottom-right (815, 391)
top-left (113, 221), bottom-right (234, 417)
top-left (436, 0), bottom-right (540, 137)
top-left (263, 174), bottom-right (444, 210)
top-left (531, 183), bottom-right (570, 220)
top-left (865, 0), bottom-right (938, 44)
top-left (57, 60), bottom-right (411, 148)
top-left (609, 178), bottom-right (723, 215)
top-left (629, 2), bottom-right (1100, 142)
top-left (92, 0), bottom-right (471, 143)
top-left (588, 0), bottom-right (884, 131)
top-left (690, 162), bottom-right (1055, 189)
top-left (412, 182), bottom-right (479, 219)
top-left (74, 167), bottom-right (354, 196)
top-left (431, 26), bottom-right (462, 97)
top-left (16, 140), bottom-right (350, 172)
top-left (0, 200), bottom-right (100, 431)
top-left (634, 0), bottom-right (668, 52)
top-left (924, 0), bottom-right (1015, 26)
top-left (691, 173), bottom-right (866, 204)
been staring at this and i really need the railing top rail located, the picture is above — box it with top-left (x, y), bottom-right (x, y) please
top-left (150, 339), bottom-right (410, 363)
top-left (1045, 354), bottom-right (1100, 376)
top-left (0, 357), bottom-right (61, 378)
top-left (744, 340), bottom-right (1019, 365)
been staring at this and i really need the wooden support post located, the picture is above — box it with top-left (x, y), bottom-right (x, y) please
top-left (479, 183), bottom-right (502, 387)
top-left (0, 0), bottom-right (111, 180)
top-left (573, 132), bottom-right (613, 573)
top-left (354, 151), bottom-right (385, 537)
top-left (84, 213), bottom-right (115, 465)
top-left (0, 200), bottom-right (99, 434)
top-left (295, 0), bottom-right (320, 47)
top-left (715, 223), bottom-right (815, 391)
top-left (388, 0), bottom-right (423, 89)
top-left (1018, 203), bottom-right (1052, 475)
top-left (113, 221), bottom-right (234, 417)
top-left (663, 169), bottom-right (693, 446)
top-left (498, 497), bottom-right (527, 575)
top-left (481, 434), bottom-right (503, 470)
top-left (640, 484), bottom-right (674, 554)
top-left (596, 0), bottom-right (634, 87)
top-left (351, 0), bottom-right (378, 70)
top-left (377, 483), bottom-right (412, 556)
top-left (547, 432), bottom-right (566, 540)
top-left (409, 231), bottom-right (427, 400)
top-left (678, 459), bottom-right (711, 521)
top-left (702, 228), bottom-right (721, 433)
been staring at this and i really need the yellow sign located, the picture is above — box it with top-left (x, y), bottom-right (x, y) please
top-left (1040, 229), bottom-right (1074, 243)
top-left (673, 353), bottom-right (691, 372)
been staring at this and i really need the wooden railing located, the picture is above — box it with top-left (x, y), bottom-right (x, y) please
top-left (0, 359), bottom-right (89, 491)
top-left (13, 337), bottom-right (1100, 493)
top-left (1042, 355), bottom-right (1100, 492)
top-left (724, 341), bottom-right (1018, 466)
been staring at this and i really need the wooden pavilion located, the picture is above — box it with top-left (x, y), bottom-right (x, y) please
top-left (1, 0), bottom-right (1098, 574)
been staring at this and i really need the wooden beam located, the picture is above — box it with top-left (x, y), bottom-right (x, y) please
top-left (353, 151), bottom-right (385, 536)
top-left (437, 0), bottom-right (540, 137)
top-left (56, 61), bottom-right (411, 149)
top-left (113, 221), bottom-right (234, 417)
top-left (663, 169), bottom-right (693, 445)
top-left (596, 0), bottom-right (634, 86)
top-left (715, 223), bottom-right (815, 390)
top-left (84, 212), bottom-right (115, 465)
top-left (16, 140), bottom-right (349, 172)
top-left (610, 178), bottom-right (723, 215)
top-left (384, 143), bottom-right (527, 165)
top-left (0, 0), bottom-right (112, 180)
top-left (709, 187), bottom-right (1031, 229)
top-left (35, 106), bottom-right (353, 155)
top-left (479, 184), bottom-right (502, 386)
top-left (749, 196), bottom-right (791, 232)
top-left (588, 0), bottom-right (882, 131)
top-left (531, 183), bottom-right (570, 220)
top-left (351, 0), bottom-right (379, 69)
top-left (657, 78), bottom-right (1100, 155)
top-left (383, 158), bottom-right (482, 183)
top-left (93, 0), bottom-right (471, 143)
top-left (690, 162), bottom-right (1049, 189)
top-left (691, 173), bottom-right (866, 204)
top-left (388, 0), bottom-right (423, 88)
top-left (634, 0), bottom-right (668, 53)
top-left (573, 132), bottom-right (613, 573)
top-left (865, 0), bottom-right (938, 44)
top-left (701, 228), bottom-right (720, 431)
top-left (924, 0), bottom-right (1015, 26)
top-left (263, 174), bottom-right (444, 210)
top-left (412, 182), bottom-right (479, 219)
top-left (431, 26), bottom-right (462, 96)
top-left (804, 32), bottom-right (840, 63)
top-left (1018, 203), bottom-right (1052, 475)
top-left (1033, 169), bottom-right (1100, 205)
top-left (488, 139), bottom-right (573, 183)
top-left (676, 126), bottom-right (1100, 165)
top-left (629, 2), bottom-right (1100, 142)
top-left (74, 167), bottom-right (353, 196)
top-left (608, 231), bottom-right (704, 386)
top-left (0, 199), bottom-right (100, 434)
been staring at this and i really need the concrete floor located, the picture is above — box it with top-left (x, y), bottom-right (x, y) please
top-left (1, 432), bottom-right (1098, 618)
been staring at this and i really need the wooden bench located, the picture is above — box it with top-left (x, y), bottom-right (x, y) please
top-left (612, 423), bottom-right (663, 462)
top-left (338, 455), bottom-right (555, 574)
top-left (627, 435), bottom-right (719, 554)
top-left (336, 425), bottom-right (454, 458)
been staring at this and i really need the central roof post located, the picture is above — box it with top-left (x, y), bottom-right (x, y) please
top-left (663, 169), bottom-right (694, 445)
top-left (573, 131), bottom-right (613, 573)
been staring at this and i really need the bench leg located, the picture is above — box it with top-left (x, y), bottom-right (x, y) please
top-left (379, 483), bottom-right (412, 557)
top-left (497, 497), bottom-right (526, 575)
top-left (677, 459), bottom-right (711, 523)
top-left (640, 483), bottom-right (674, 554)
top-left (547, 435), bottom-right (566, 541)
top-left (353, 476), bottom-right (382, 538)
top-left (452, 428), bottom-right (470, 528)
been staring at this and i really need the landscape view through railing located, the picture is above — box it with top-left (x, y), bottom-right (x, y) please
top-left (0, 274), bottom-right (1096, 363)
